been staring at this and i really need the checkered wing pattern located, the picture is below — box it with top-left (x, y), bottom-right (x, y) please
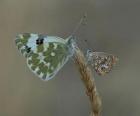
top-left (15, 33), bottom-right (75, 81)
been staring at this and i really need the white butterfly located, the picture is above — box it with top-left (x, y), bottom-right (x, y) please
top-left (15, 14), bottom-right (87, 81)
top-left (15, 33), bottom-right (77, 81)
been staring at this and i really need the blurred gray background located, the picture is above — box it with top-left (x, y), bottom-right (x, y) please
top-left (0, 0), bottom-right (140, 116)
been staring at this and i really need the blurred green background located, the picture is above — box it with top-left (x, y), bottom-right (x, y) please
top-left (0, 0), bottom-right (140, 116)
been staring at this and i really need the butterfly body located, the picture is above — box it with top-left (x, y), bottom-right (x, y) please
top-left (15, 33), bottom-right (77, 81)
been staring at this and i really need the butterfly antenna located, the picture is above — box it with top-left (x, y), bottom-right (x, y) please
top-left (71, 13), bottom-right (87, 36)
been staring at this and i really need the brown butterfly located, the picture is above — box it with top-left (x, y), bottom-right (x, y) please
top-left (86, 50), bottom-right (118, 76)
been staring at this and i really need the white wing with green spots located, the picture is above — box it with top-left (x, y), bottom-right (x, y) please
top-left (15, 33), bottom-right (77, 81)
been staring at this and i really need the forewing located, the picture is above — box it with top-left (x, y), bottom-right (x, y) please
top-left (27, 40), bottom-right (70, 81)
top-left (15, 33), bottom-right (42, 58)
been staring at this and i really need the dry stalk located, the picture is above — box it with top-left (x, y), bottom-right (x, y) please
top-left (74, 48), bottom-right (102, 116)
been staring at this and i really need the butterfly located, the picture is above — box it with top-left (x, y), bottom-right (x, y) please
top-left (86, 50), bottom-right (118, 76)
top-left (15, 33), bottom-right (77, 81)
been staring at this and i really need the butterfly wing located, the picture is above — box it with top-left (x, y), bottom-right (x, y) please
top-left (86, 51), bottom-right (118, 76)
top-left (93, 52), bottom-right (118, 76)
top-left (25, 35), bottom-right (72, 81)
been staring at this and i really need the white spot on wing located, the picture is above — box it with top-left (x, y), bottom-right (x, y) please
top-left (23, 52), bottom-right (27, 57)
top-left (34, 67), bottom-right (39, 73)
top-left (39, 72), bottom-right (44, 78)
top-left (28, 64), bottom-right (33, 68)
top-left (28, 56), bottom-right (32, 60)
top-left (38, 53), bottom-right (45, 63)
top-left (44, 43), bottom-right (49, 51)
top-left (51, 52), bottom-right (55, 56)
top-left (46, 62), bottom-right (50, 67)
top-left (53, 43), bottom-right (57, 49)
top-left (34, 47), bottom-right (38, 53)
top-left (20, 46), bottom-right (25, 51)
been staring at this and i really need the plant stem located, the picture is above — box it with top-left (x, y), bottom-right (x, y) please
top-left (74, 47), bottom-right (102, 116)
